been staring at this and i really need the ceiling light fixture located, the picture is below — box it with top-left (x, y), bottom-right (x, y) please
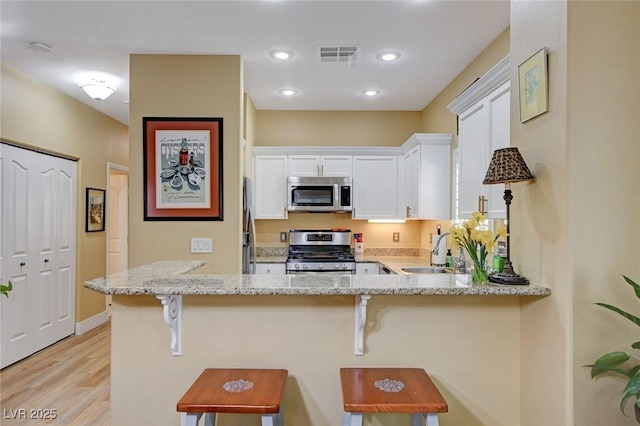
top-left (362, 89), bottom-right (380, 97)
top-left (376, 51), bottom-right (401, 62)
top-left (28, 41), bottom-right (54, 53)
top-left (270, 50), bottom-right (294, 60)
top-left (79, 78), bottom-right (116, 101)
top-left (278, 89), bottom-right (297, 96)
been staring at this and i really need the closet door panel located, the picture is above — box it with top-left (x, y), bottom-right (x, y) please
top-left (52, 160), bottom-right (76, 338)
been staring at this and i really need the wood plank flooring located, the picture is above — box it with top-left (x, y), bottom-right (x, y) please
top-left (0, 321), bottom-right (110, 425)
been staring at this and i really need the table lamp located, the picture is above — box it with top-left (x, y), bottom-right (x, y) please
top-left (482, 147), bottom-right (534, 285)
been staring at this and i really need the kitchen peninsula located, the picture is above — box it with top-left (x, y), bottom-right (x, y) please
top-left (86, 261), bottom-right (550, 426)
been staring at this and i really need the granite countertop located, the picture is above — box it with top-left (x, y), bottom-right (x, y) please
top-left (84, 260), bottom-right (551, 297)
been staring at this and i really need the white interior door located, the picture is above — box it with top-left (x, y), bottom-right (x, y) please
top-left (108, 171), bottom-right (128, 275)
top-left (1, 143), bottom-right (77, 368)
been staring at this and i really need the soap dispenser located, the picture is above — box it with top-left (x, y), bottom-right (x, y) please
top-left (446, 249), bottom-right (453, 268)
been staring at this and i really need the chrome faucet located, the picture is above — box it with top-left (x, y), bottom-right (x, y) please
top-left (432, 232), bottom-right (450, 256)
top-left (454, 245), bottom-right (467, 273)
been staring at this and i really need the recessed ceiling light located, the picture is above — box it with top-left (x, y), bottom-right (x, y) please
top-left (270, 50), bottom-right (294, 60)
top-left (279, 89), bottom-right (297, 96)
top-left (376, 51), bottom-right (401, 62)
top-left (362, 89), bottom-right (380, 97)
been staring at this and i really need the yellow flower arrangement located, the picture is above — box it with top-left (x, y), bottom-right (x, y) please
top-left (450, 212), bottom-right (508, 283)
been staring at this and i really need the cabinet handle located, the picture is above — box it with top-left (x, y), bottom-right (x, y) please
top-left (44, 259), bottom-right (50, 263)
top-left (20, 262), bottom-right (26, 267)
top-left (406, 206), bottom-right (411, 218)
top-left (478, 195), bottom-right (488, 215)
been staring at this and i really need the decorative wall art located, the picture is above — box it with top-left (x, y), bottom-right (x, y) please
top-left (86, 187), bottom-right (106, 232)
top-left (143, 117), bottom-right (223, 221)
top-left (518, 47), bottom-right (549, 123)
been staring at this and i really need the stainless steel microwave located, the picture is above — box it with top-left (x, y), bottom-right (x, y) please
top-left (287, 176), bottom-right (352, 212)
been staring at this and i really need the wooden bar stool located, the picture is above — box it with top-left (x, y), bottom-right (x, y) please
top-left (340, 368), bottom-right (447, 426)
top-left (177, 368), bottom-right (288, 426)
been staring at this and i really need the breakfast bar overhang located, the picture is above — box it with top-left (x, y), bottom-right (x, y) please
top-left (85, 261), bottom-right (551, 426)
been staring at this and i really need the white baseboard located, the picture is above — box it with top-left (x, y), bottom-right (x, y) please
top-left (75, 310), bottom-right (109, 335)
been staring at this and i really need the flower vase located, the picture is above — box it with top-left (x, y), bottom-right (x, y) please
top-left (471, 261), bottom-right (489, 284)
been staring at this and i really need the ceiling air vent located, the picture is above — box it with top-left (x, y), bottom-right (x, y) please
top-left (318, 45), bottom-right (360, 63)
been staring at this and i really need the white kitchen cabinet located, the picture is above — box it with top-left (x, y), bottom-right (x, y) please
top-left (402, 134), bottom-right (452, 220)
top-left (255, 263), bottom-right (286, 275)
top-left (355, 263), bottom-right (379, 275)
top-left (448, 55), bottom-right (510, 219)
top-left (254, 155), bottom-right (288, 219)
top-left (288, 155), bottom-right (352, 177)
top-left (352, 156), bottom-right (400, 219)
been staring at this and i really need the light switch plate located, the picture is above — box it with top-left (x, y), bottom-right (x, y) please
top-left (191, 238), bottom-right (212, 253)
top-left (280, 232), bottom-right (287, 242)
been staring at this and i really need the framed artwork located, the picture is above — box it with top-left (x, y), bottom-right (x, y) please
top-left (86, 188), bottom-right (106, 232)
top-left (518, 47), bottom-right (548, 123)
top-left (143, 117), bottom-right (223, 221)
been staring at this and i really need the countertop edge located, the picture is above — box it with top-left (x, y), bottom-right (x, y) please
top-left (84, 260), bottom-right (551, 297)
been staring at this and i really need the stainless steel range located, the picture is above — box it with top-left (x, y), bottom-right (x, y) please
top-left (286, 229), bottom-right (356, 274)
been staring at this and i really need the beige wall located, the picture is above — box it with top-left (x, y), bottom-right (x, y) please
top-left (568, 1), bottom-right (640, 425)
top-left (255, 110), bottom-right (421, 147)
top-left (0, 63), bottom-right (129, 322)
top-left (112, 294), bottom-right (522, 426)
top-left (243, 94), bottom-right (257, 178)
top-left (128, 55), bottom-right (243, 273)
top-left (510, 1), bottom-right (570, 423)
top-left (420, 27), bottom-right (510, 139)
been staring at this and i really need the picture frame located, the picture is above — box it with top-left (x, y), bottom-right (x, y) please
top-left (143, 117), bottom-right (223, 221)
top-left (518, 47), bottom-right (548, 123)
top-left (86, 188), bottom-right (106, 232)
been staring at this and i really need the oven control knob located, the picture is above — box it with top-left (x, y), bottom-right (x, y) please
top-left (295, 264), bottom-right (300, 269)
top-left (302, 264), bottom-right (308, 270)
top-left (319, 264), bottom-right (324, 270)
top-left (334, 264), bottom-right (340, 270)
top-left (341, 263), bottom-right (347, 269)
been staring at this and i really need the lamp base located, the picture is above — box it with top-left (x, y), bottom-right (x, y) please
top-left (489, 261), bottom-right (529, 285)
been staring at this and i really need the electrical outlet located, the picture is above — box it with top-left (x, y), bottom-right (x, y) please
top-left (393, 232), bottom-right (400, 242)
top-left (191, 238), bottom-right (212, 253)
top-left (280, 232), bottom-right (287, 242)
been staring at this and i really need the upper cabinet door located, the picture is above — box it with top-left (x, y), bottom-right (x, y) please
top-left (287, 155), bottom-right (320, 177)
top-left (288, 155), bottom-right (351, 177)
top-left (254, 155), bottom-right (288, 219)
top-left (447, 55), bottom-right (510, 219)
top-left (352, 156), bottom-right (399, 219)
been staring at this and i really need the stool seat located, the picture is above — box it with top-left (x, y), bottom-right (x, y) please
top-left (340, 368), bottom-right (447, 426)
top-left (177, 368), bottom-right (287, 426)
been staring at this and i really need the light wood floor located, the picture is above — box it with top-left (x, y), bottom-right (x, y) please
top-left (0, 321), bottom-right (110, 425)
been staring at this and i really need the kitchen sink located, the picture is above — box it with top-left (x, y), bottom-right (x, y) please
top-left (401, 266), bottom-right (447, 274)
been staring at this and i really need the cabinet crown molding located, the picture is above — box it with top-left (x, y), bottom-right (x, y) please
top-left (400, 133), bottom-right (452, 153)
top-left (253, 145), bottom-right (403, 156)
top-left (447, 54), bottom-right (510, 115)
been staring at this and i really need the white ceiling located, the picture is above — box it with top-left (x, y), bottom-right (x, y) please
top-left (0, 1), bottom-right (510, 125)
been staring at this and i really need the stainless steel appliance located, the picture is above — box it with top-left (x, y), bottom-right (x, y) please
top-left (242, 176), bottom-right (256, 274)
top-left (287, 176), bottom-right (352, 213)
top-left (286, 229), bottom-right (356, 274)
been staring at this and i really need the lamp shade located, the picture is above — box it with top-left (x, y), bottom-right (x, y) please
top-left (483, 147), bottom-right (534, 185)
top-left (80, 79), bottom-right (115, 101)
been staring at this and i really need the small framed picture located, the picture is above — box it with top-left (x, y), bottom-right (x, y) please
top-left (518, 47), bottom-right (548, 123)
top-left (86, 187), bottom-right (106, 232)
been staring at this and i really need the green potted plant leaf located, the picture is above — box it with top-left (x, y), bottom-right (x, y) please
top-left (585, 275), bottom-right (640, 422)
top-left (0, 280), bottom-right (12, 297)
